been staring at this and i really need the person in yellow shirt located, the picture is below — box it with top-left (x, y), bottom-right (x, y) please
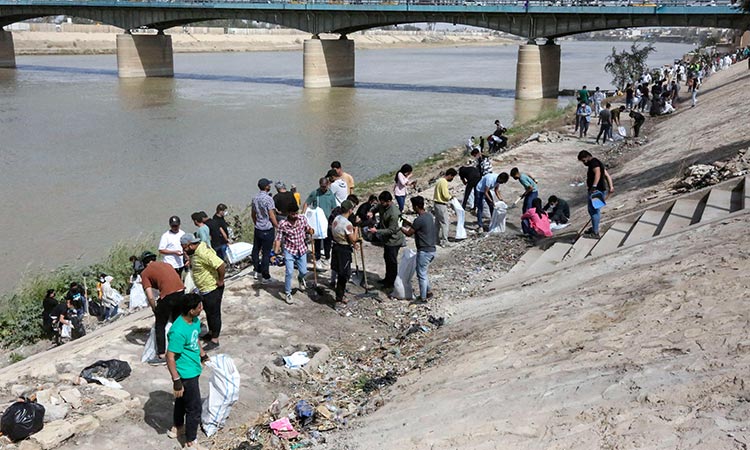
top-left (181, 234), bottom-right (225, 352)
top-left (432, 168), bottom-right (457, 247)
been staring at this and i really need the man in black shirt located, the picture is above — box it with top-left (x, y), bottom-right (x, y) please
top-left (544, 196), bottom-right (570, 225)
top-left (458, 165), bottom-right (482, 211)
top-left (577, 151), bottom-right (615, 239)
top-left (207, 203), bottom-right (230, 261)
top-left (356, 195), bottom-right (379, 229)
top-left (400, 196), bottom-right (436, 302)
top-left (629, 110), bottom-right (645, 138)
top-left (65, 282), bottom-right (87, 319)
top-left (41, 289), bottom-right (59, 336)
top-left (273, 182), bottom-right (299, 222)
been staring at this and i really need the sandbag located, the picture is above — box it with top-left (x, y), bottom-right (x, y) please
top-left (141, 322), bottom-right (172, 363)
top-left (304, 207), bottom-right (328, 240)
top-left (128, 276), bottom-right (148, 310)
top-left (226, 242), bottom-right (253, 264)
top-left (391, 249), bottom-right (417, 300)
top-left (449, 198), bottom-right (467, 240)
top-left (488, 201), bottom-right (508, 235)
top-left (80, 359), bottom-right (131, 384)
top-left (1, 400), bottom-right (45, 442)
top-left (202, 354), bottom-right (240, 437)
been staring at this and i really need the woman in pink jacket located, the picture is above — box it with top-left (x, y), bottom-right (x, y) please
top-left (521, 198), bottom-right (553, 238)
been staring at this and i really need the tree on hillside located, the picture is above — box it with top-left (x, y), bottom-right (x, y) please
top-left (604, 43), bottom-right (657, 90)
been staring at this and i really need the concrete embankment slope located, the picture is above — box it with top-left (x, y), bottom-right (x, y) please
top-left (338, 64), bottom-right (750, 449)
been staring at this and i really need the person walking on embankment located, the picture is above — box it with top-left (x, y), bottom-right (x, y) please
top-left (595, 103), bottom-right (612, 145)
top-left (577, 150), bottom-right (615, 239)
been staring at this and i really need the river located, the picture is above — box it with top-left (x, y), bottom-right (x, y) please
top-left (0, 40), bottom-right (693, 292)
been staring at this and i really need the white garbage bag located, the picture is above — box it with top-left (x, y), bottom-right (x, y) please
top-left (304, 207), bottom-right (329, 240)
top-left (488, 201), bottom-right (508, 234)
top-left (141, 322), bottom-right (171, 363)
top-left (184, 269), bottom-right (197, 294)
top-left (128, 275), bottom-right (148, 311)
top-left (202, 354), bottom-right (241, 437)
top-left (449, 198), bottom-right (467, 240)
top-left (618, 126), bottom-right (627, 137)
top-left (226, 242), bottom-right (253, 264)
top-left (391, 249), bottom-right (417, 300)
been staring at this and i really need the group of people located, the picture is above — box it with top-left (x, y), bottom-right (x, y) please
top-left (466, 119), bottom-right (509, 155)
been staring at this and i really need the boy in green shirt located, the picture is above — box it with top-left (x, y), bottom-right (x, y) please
top-left (166, 293), bottom-right (209, 449)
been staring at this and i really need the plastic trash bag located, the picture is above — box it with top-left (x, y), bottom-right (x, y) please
top-left (226, 242), bottom-right (253, 264)
top-left (0, 400), bottom-right (45, 442)
top-left (295, 400), bottom-right (315, 427)
top-left (304, 207), bottom-right (329, 240)
top-left (128, 275), bottom-right (148, 311)
top-left (391, 249), bottom-right (417, 300)
top-left (283, 352), bottom-right (310, 369)
top-left (80, 359), bottom-right (132, 384)
top-left (202, 354), bottom-right (240, 437)
top-left (449, 198), bottom-right (467, 240)
top-left (141, 322), bottom-right (172, 363)
top-left (618, 126), bottom-right (627, 137)
top-left (488, 201), bottom-right (508, 234)
top-left (184, 269), bottom-right (197, 294)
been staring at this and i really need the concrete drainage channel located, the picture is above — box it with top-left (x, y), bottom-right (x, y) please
top-left (261, 344), bottom-right (331, 382)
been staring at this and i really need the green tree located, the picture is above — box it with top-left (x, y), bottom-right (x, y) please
top-left (604, 43), bottom-right (657, 90)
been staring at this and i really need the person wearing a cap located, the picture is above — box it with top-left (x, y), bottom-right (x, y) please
top-left (303, 177), bottom-right (337, 268)
top-left (251, 178), bottom-right (278, 284)
top-left (140, 251), bottom-right (185, 365)
top-left (273, 202), bottom-right (313, 304)
top-left (331, 200), bottom-right (359, 304)
top-left (159, 216), bottom-right (187, 275)
top-left (181, 234), bottom-right (225, 351)
top-left (273, 181), bottom-right (298, 223)
top-left (331, 161), bottom-right (355, 195)
top-left (327, 169), bottom-right (349, 206)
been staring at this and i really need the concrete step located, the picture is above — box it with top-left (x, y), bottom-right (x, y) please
top-left (562, 235), bottom-right (599, 263)
top-left (660, 199), bottom-right (700, 235)
top-left (505, 247), bottom-right (546, 279)
top-left (622, 209), bottom-right (668, 247)
top-left (589, 220), bottom-right (635, 258)
top-left (700, 188), bottom-right (733, 222)
top-left (524, 242), bottom-right (573, 275)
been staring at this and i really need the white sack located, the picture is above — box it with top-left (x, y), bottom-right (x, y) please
top-left (141, 322), bottom-right (172, 363)
top-left (304, 207), bottom-right (329, 240)
top-left (227, 242), bottom-right (253, 264)
top-left (202, 354), bottom-right (241, 437)
top-left (128, 276), bottom-right (148, 311)
top-left (449, 198), bottom-right (467, 240)
top-left (488, 201), bottom-right (508, 234)
top-left (391, 249), bottom-right (417, 300)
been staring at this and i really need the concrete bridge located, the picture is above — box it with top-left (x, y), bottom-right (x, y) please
top-left (1, 0), bottom-right (749, 98)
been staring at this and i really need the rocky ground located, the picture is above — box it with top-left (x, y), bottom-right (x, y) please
top-left (1, 60), bottom-right (749, 450)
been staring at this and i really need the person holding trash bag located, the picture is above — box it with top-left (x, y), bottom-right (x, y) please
top-left (166, 293), bottom-right (209, 450)
top-left (401, 196), bottom-right (436, 302)
top-left (141, 251), bottom-right (185, 366)
top-left (577, 150), bottom-right (615, 239)
top-left (367, 191), bottom-right (405, 291)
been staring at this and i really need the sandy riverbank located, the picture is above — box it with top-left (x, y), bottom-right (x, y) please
top-left (10, 29), bottom-right (518, 55)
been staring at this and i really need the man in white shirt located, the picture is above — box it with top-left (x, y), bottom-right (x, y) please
top-left (327, 169), bottom-right (349, 206)
top-left (159, 216), bottom-right (187, 275)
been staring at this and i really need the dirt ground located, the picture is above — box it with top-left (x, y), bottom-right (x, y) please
top-left (1, 61), bottom-right (749, 450)
top-left (326, 62), bottom-right (750, 449)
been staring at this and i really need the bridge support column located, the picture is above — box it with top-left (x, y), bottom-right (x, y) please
top-left (514, 40), bottom-right (560, 100)
top-left (303, 36), bottom-right (354, 88)
top-left (116, 33), bottom-right (173, 78)
top-left (0, 30), bottom-right (16, 69)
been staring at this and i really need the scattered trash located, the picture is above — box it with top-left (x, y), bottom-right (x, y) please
top-left (428, 316), bottom-right (445, 327)
top-left (0, 399), bottom-right (45, 442)
top-left (362, 372), bottom-right (398, 393)
top-left (270, 417), bottom-right (299, 439)
top-left (672, 149), bottom-right (749, 193)
top-left (202, 354), bottom-right (241, 437)
top-left (79, 359), bottom-right (131, 385)
top-left (283, 351), bottom-right (310, 370)
top-left (295, 400), bottom-right (315, 427)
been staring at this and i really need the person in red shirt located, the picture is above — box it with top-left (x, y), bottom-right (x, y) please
top-left (140, 251), bottom-right (185, 365)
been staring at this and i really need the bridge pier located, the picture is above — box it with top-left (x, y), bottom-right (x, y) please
top-left (116, 33), bottom-right (174, 78)
top-left (303, 36), bottom-right (354, 88)
top-left (514, 40), bottom-right (560, 100)
top-left (0, 30), bottom-right (16, 69)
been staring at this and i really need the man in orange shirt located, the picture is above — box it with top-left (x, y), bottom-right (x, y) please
top-left (331, 161), bottom-right (355, 195)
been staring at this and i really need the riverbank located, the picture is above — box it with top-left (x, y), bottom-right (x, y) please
top-left (8, 28), bottom-right (518, 55)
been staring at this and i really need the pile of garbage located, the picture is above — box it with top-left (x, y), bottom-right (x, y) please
top-left (672, 149), bottom-right (750, 193)
top-left (525, 130), bottom-right (568, 144)
top-left (0, 360), bottom-right (137, 449)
